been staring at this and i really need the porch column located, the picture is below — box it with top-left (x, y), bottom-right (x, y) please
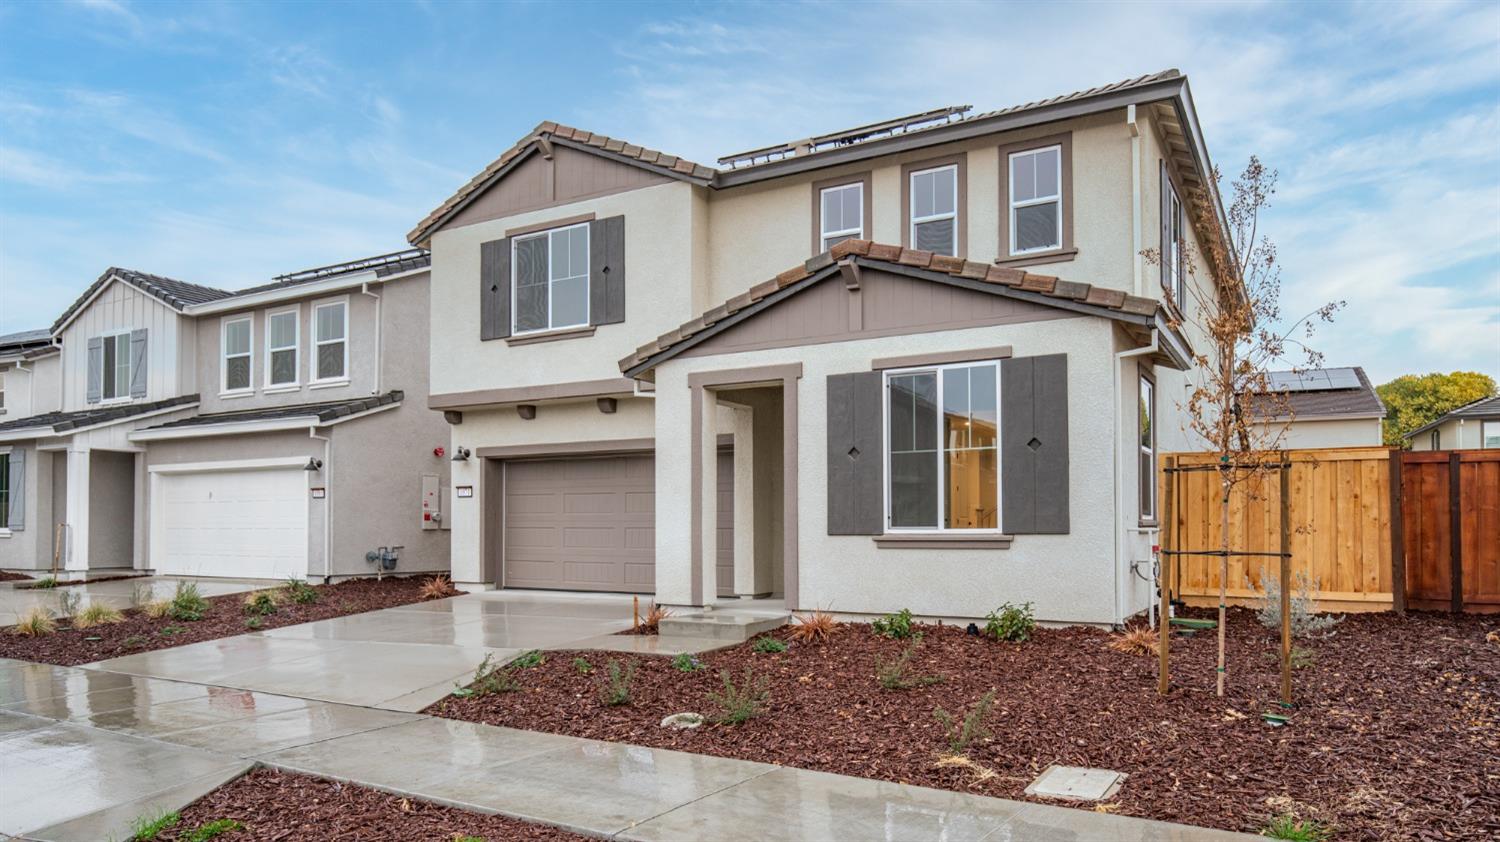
top-left (731, 405), bottom-right (756, 597)
top-left (693, 387), bottom-right (718, 607)
top-left (64, 447), bottom-right (89, 572)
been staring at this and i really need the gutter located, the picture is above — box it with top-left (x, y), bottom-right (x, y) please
top-left (360, 282), bottom-right (382, 395)
top-left (127, 401), bottom-right (400, 442)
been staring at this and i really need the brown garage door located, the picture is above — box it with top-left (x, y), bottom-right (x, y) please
top-left (503, 454), bottom-right (656, 592)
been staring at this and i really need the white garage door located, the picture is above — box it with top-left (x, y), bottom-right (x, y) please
top-left (152, 466), bottom-right (308, 579)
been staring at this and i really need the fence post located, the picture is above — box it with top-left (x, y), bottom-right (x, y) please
top-left (1448, 452), bottom-right (1463, 613)
top-left (1389, 450), bottom-right (1406, 614)
top-left (1157, 455), bottom-right (1175, 696)
top-left (1279, 453), bottom-right (1292, 705)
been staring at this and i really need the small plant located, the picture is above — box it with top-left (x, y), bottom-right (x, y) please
top-left (244, 617), bottom-right (263, 630)
top-left (168, 582), bottom-right (210, 621)
top-left (283, 577), bottom-right (319, 605)
top-left (751, 636), bottom-right (788, 654)
top-left (184, 818), bottom-right (245, 842)
top-left (243, 590), bottom-right (279, 616)
top-left (1107, 625), bottom-right (1158, 656)
top-left (511, 649), bottom-right (545, 668)
top-left (933, 689), bottom-right (996, 756)
top-left (473, 653), bottom-right (521, 696)
top-left (72, 603), bottom-right (125, 629)
top-left (129, 808), bottom-right (181, 840)
top-left (32, 576), bottom-right (58, 589)
top-left (131, 581), bottom-right (155, 607)
top-left (671, 653), bottom-right (703, 672)
top-left (12, 605), bottom-right (56, 636)
top-left (57, 589), bottom-right (83, 618)
top-left (122, 634), bottom-right (148, 649)
top-left (1252, 567), bottom-right (1344, 638)
top-left (598, 659), bottom-right (635, 706)
top-left (636, 603), bottom-right (672, 633)
top-left (708, 666), bottom-right (770, 724)
top-left (160, 625), bottom-right (186, 636)
top-left (572, 656), bottom-right (594, 674)
top-left (788, 609), bottom-right (838, 644)
top-left (983, 602), bottom-right (1035, 642)
top-left (1260, 813), bottom-right (1333, 841)
top-left (876, 640), bottom-right (942, 690)
top-left (419, 575), bottom-right (454, 600)
top-left (1262, 646), bottom-right (1316, 670)
top-left (871, 608), bottom-right (918, 639)
top-left (143, 598), bottom-right (172, 619)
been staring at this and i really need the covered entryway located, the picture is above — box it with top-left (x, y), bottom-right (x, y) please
top-left (150, 461), bottom-right (309, 579)
top-left (503, 454), bottom-right (656, 592)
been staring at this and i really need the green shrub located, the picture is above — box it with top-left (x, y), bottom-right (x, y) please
top-left (671, 653), bottom-right (703, 672)
top-left (751, 636), bottom-right (788, 654)
top-left (282, 578), bottom-right (319, 605)
top-left (984, 602), bottom-right (1035, 643)
top-left (572, 656), bottom-right (594, 674)
top-left (168, 582), bottom-right (210, 621)
top-left (159, 625), bottom-right (186, 636)
top-left (463, 653), bottom-right (520, 696)
top-left (511, 649), bottom-right (545, 668)
top-left (32, 576), bottom-right (57, 589)
top-left (1260, 814), bottom-right (1333, 841)
top-left (933, 689), bottom-right (996, 756)
top-left (871, 608), bottom-right (918, 639)
top-left (243, 590), bottom-right (278, 616)
top-left (875, 640), bottom-right (942, 690)
top-left (598, 659), bottom-right (635, 706)
top-left (244, 617), bottom-right (263, 630)
top-left (708, 666), bottom-right (770, 724)
top-left (129, 808), bottom-right (181, 840)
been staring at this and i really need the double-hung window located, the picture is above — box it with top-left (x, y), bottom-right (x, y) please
top-left (1009, 146), bottom-right (1062, 255)
top-left (1165, 180), bottom-right (1185, 305)
top-left (221, 317), bottom-right (252, 394)
top-left (312, 300), bottom-right (347, 383)
top-left (885, 361), bottom-right (1000, 531)
top-left (513, 222), bottom-right (589, 334)
top-left (100, 331), bottom-right (132, 401)
top-left (266, 308), bottom-right (299, 388)
top-left (819, 183), bottom-right (864, 251)
top-left (1139, 375), bottom-right (1156, 521)
top-left (909, 165), bottom-right (958, 256)
top-left (0, 452), bottom-right (9, 529)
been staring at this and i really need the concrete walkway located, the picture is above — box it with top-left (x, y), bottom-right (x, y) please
top-left (0, 575), bottom-right (262, 626)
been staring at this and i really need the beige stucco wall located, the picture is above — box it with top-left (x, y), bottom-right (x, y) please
top-left (1409, 416), bottom-right (1498, 450)
top-left (1, 352), bottom-right (61, 421)
top-left (653, 317), bottom-right (1121, 625)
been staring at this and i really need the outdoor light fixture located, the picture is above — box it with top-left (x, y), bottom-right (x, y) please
top-left (451, 446), bottom-right (471, 462)
top-left (303, 457), bottom-right (323, 472)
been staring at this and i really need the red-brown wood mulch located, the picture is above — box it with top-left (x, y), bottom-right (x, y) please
top-left (156, 767), bottom-right (587, 841)
top-left (0, 570), bottom-right (33, 582)
top-left (427, 608), bottom-right (1500, 841)
top-left (0, 576), bottom-right (461, 667)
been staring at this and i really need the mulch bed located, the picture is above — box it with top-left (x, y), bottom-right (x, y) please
top-left (0, 576), bottom-right (461, 667)
top-left (428, 608), bottom-right (1500, 841)
top-left (0, 570), bottom-right (32, 582)
top-left (156, 767), bottom-right (588, 841)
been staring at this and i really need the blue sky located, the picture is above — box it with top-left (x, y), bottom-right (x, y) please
top-left (1, 0), bottom-right (1496, 383)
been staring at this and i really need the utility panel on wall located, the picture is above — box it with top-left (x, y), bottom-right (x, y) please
top-left (421, 473), bottom-right (443, 531)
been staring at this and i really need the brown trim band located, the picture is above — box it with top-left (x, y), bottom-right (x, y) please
top-left (688, 363), bottom-right (804, 389)
top-left (998, 132), bottom-right (1074, 260)
top-left (505, 325), bottom-right (596, 346)
top-left (872, 346), bottom-right (1013, 371)
top-left (810, 171), bottom-right (873, 255)
top-left (900, 152), bottom-right (968, 257)
top-left (475, 437), bottom-right (654, 460)
top-left (874, 534), bottom-right (1014, 549)
top-left (429, 377), bottom-right (636, 410)
top-left (505, 212), bottom-right (596, 238)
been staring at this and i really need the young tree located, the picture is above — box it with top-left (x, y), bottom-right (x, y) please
top-left (1377, 371), bottom-right (1497, 446)
top-left (1150, 157), bottom-right (1341, 697)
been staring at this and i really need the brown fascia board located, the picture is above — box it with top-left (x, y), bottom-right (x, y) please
top-left (428, 377), bottom-right (638, 411)
top-left (548, 136), bottom-right (714, 185)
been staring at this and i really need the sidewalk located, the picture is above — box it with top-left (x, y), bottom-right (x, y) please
top-left (1, 656), bottom-right (1254, 841)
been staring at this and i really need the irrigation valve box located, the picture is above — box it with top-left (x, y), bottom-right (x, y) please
top-left (421, 473), bottom-right (444, 531)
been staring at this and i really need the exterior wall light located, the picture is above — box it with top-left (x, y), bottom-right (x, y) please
top-left (304, 457), bottom-right (323, 472)
top-left (451, 446), bottom-right (471, 462)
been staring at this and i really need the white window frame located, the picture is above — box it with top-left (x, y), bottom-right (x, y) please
top-left (1483, 420), bottom-right (1500, 449)
top-left (1165, 179), bottom-right (1184, 305)
top-left (881, 359), bottom-right (1003, 535)
top-left (219, 316), bottom-right (253, 397)
top-left (1430, 429), bottom-right (1442, 450)
top-left (310, 296), bottom-right (350, 386)
top-left (1139, 374), bottom-right (1156, 521)
top-left (264, 306), bottom-right (301, 391)
top-left (1007, 145), bottom-right (1063, 256)
top-left (0, 450), bottom-right (9, 531)
top-left (908, 164), bottom-right (958, 256)
top-left (819, 182), bottom-right (864, 250)
top-left (0, 371), bottom-right (6, 413)
top-left (99, 329), bottom-right (133, 403)
top-left (511, 221), bottom-right (591, 336)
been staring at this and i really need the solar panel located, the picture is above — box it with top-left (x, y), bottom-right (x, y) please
top-left (1260, 368), bottom-right (1361, 393)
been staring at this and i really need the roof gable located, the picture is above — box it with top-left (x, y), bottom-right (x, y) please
top-left (1246, 367), bottom-right (1386, 421)
top-left (1404, 394), bottom-right (1500, 439)
top-left (52, 268), bottom-right (230, 335)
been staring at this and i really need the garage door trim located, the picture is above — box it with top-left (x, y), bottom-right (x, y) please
top-left (149, 456), bottom-right (311, 579)
top-left (148, 456), bottom-right (310, 475)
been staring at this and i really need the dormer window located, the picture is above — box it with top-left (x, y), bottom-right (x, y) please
top-left (221, 316), bottom-right (253, 394)
top-left (513, 222), bottom-right (589, 335)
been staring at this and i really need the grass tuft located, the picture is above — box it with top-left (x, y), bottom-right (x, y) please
top-left (637, 603), bottom-right (671, 633)
top-left (876, 639), bottom-right (943, 690)
top-left (598, 659), bottom-right (635, 706)
top-left (183, 817), bottom-right (244, 841)
top-left (12, 605), bottom-right (56, 636)
top-left (168, 582), bottom-right (211, 621)
top-left (72, 603), bottom-right (125, 629)
top-left (242, 590), bottom-right (279, 616)
top-left (751, 636), bottom-right (788, 654)
top-left (282, 578), bottom-right (319, 605)
top-left (143, 598), bottom-right (172, 619)
top-left (1260, 814), bottom-right (1333, 841)
top-left (129, 808), bottom-right (181, 840)
top-left (788, 609), bottom-right (839, 644)
top-left (419, 575), bottom-right (454, 600)
top-left (1107, 625), bottom-right (1159, 656)
top-left (708, 666), bottom-right (770, 724)
top-left (933, 689), bottom-right (996, 756)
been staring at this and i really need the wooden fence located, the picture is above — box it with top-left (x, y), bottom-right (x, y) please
top-left (1161, 446), bottom-right (1500, 613)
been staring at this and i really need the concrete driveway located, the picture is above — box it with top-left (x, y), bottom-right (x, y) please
top-left (86, 591), bottom-right (641, 711)
top-left (0, 575), bottom-right (262, 626)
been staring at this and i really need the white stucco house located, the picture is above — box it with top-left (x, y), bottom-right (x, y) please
top-left (1243, 367), bottom-right (1387, 449)
top-left (421, 70), bottom-right (1232, 626)
top-left (1406, 395), bottom-right (1500, 451)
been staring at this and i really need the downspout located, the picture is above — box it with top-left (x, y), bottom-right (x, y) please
top-left (1128, 104), bottom-right (1143, 297)
top-left (14, 359), bottom-right (33, 414)
top-left (1113, 330), bottom-right (1159, 628)
top-left (53, 338), bottom-right (64, 409)
top-left (308, 426), bottom-right (332, 583)
top-left (360, 283), bottom-right (382, 396)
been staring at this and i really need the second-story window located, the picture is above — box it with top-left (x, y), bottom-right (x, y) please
top-left (909, 165), bottom-right (958, 256)
top-left (313, 300), bottom-right (347, 383)
top-left (1165, 180), bottom-right (1185, 306)
top-left (1009, 146), bottom-right (1062, 255)
top-left (820, 183), bottom-right (864, 251)
top-left (266, 308), bottom-right (299, 388)
top-left (221, 317), bottom-right (252, 394)
top-left (513, 222), bottom-right (589, 335)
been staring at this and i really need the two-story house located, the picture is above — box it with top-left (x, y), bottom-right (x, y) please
top-left (416, 70), bottom-right (1227, 627)
top-left (0, 329), bottom-right (63, 566)
top-left (0, 251), bottom-right (450, 581)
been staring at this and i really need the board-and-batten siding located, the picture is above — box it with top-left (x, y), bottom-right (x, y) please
top-left (61, 282), bottom-right (192, 412)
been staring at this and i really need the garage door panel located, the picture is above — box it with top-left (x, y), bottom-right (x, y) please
top-left (624, 492), bottom-right (654, 515)
top-left (154, 467), bottom-right (308, 580)
top-left (563, 492), bottom-right (616, 514)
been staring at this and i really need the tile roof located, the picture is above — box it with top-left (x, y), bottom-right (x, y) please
top-left (52, 268), bottom-right (232, 333)
top-left (408, 122), bottom-right (716, 244)
top-left (618, 239), bottom-right (1163, 375)
top-left (1244, 367), bottom-right (1386, 421)
top-left (1403, 395), bottom-right (1500, 439)
top-left (0, 328), bottom-right (55, 357)
top-left (0, 395), bottom-right (199, 435)
top-left (142, 391), bottom-right (403, 431)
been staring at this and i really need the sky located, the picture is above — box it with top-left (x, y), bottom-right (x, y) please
top-left (0, 0), bottom-right (1496, 384)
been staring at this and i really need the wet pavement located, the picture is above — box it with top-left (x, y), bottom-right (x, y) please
top-left (0, 575), bottom-right (262, 625)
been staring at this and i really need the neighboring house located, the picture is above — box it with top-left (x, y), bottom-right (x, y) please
top-left (1406, 395), bottom-right (1500, 451)
top-left (0, 251), bottom-right (450, 581)
top-left (418, 69), bottom-right (1230, 627)
top-left (1243, 367), bottom-right (1386, 449)
top-left (0, 329), bottom-right (62, 566)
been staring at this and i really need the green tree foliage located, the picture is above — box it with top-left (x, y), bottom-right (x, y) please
top-left (1376, 371), bottom-right (1496, 446)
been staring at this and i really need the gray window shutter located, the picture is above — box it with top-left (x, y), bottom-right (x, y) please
top-left (479, 237), bottom-right (511, 341)
top-left (589, 215), bottom-right (626, 326)
top-left (7, 449), bottom-right (24, 531)
top-left (1001, 354), bottom-right (1069, 534)
top-left (129, 328), bottom-right (148, 398)
top-left (1159, 162), bottom-right (1172, 295)
top-left (826, 371), bottom-right (883, 535)
top-left (86, 336), bottom-right (103, 404)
